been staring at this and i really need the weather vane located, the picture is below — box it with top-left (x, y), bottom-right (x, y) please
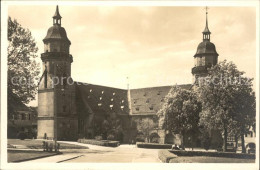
top-left (204, 6), bottom-right (209, 14)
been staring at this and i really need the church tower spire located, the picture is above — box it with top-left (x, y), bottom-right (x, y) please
top-left (202, 7), bottom-right (211, 41)
top-left (53, 5), bottom-right (62, 26)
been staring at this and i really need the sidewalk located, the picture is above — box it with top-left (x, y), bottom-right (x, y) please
top-left (24, 153), bottom-right (84, 163)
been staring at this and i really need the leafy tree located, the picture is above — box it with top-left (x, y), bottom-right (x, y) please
top-left (158, 86), bottom-right (201, 149)
top-left (198, 60), bottom-right (255, 152)
top-left (101, 112), bottom-right (123, 141)
top-left (136, 118), bottom-right (156, 143)
top-left (8, 16), bottom-right (40, 117)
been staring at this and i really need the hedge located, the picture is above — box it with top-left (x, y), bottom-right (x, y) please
top-left (77, 139), bottom-right (120, 147)
top-left (136, 142), bottom-right (172, 149)
top-left (170, 150), bottom-right (255, 159)
top-left (158, 150), bottom-right (178, 163)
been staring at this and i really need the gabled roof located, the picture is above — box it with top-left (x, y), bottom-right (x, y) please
top-left (130, 84), bottom-right (192, 115)
top-left (75, 82), bottom-right (192, 116)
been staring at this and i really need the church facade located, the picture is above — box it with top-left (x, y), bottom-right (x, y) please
top-left (37, 6), bottom-right (219, 144)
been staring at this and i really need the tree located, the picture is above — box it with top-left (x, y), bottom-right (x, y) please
top-left (8, 17), bottom-right (40, 117)
top-left (101, 112), bottom-right (123, 141)
top-left (136, 118), bottom-right (156, 143)
top-left (158, 86), bottom-right (201, 149)
top-left (198, 60), bottom-right (255, 152)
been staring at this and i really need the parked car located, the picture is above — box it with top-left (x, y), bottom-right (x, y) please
top-left (246, 143), bottom-right (255, 154)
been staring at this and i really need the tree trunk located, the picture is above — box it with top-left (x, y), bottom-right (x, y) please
top-left (241, 132), bottom-right (246, 153)
top-left (235, 135), bottom-right (238, 148)
top-left (182, 132), bottom-right (185, 150)
top-left (223, 125), bottom-right (227, 152)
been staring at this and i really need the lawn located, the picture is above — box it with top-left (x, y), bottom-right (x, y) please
top-left (8, 139), bottom-right (89, 149)
top-left (8, 150), bottom-right (59, 162)
top-left (169, 156), bottom-right (255, 163)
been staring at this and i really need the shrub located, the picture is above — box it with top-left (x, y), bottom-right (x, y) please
top-left (94, 136), bottom-right (103, 140)
top-left (136, 136), bottom-right (145, 142)
top-left (78, 139), bottom-right (120, 147)
top-left (107, 134), bottom-right (115, 141)
top-left (136, 142), bottom-right (172, 149)
top-left (17, 132), bottom-right (27, 140)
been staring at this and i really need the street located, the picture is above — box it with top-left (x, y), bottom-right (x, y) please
top-left (25, 141), bottom-right (161, 163)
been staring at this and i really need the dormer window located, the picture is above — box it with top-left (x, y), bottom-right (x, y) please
top-left (98, 103), bottom-right (102, 107)
top-left (90, 89), bottom-right (92, 92)
top-left (102, 91), bottom-right (104, 94)
top-left (161, 97), bottom-right (165, 102)
top-left (100, 97), bottom-right (102, 100)
top-left (111, 98), bottom-right (114, 101)
top-left (113, 92), bottom-right (116, 96)
top-left (122, 100), bottom-right (124, 103)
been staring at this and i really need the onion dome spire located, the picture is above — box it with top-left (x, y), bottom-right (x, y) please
top-left (202, 6), bottom-right (211, 41)
top-left (53, 5), bottom-right (62, 26)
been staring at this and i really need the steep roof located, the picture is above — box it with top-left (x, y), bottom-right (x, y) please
top-left (75, 82), bottom-right (192, 116)
top-left (43, 25), bottom-right (71, 44)
top-left (75, 82), bottom-right (129, 116)
top-left (130, 84), bottom-right (192, 115)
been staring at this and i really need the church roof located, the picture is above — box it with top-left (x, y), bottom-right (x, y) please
top-left (75, 82), bottom-right (192, 116)
top-left (194, 41), bottom-right (218, 57)
top-left (130, 84), bottom-right (191, 115)
top-left (43, 25), bottom-right (71, 44)
top-left (75, 82), bottom-right (129, 116)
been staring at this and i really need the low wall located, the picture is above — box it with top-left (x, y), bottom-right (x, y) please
top-left (170, 150), bottom-right (255, 159)
top-left (136, 142), bottom-right (172, 149)
top-left (78, 139), bottom-right (120, 147)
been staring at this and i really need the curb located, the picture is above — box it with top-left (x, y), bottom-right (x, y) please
top-left (57, 155), bottom-right (84, 163)
top-left (158, 150), bottom-right (178, 163)
top-left (11, 152), bottom-right (62, 163)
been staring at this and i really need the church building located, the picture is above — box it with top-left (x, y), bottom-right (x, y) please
top-left (37, 6), bottom-right (219, 144)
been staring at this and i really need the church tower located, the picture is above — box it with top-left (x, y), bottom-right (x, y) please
top-left (37, 6), bottom-right (77, 140)
top-left (192, 8), bottom-right (218, 82)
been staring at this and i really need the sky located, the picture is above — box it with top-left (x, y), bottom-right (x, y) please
top-left (8, 5), bottom-right (256, 106)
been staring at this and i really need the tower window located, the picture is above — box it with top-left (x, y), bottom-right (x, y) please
top-left (44, 71), bottom-right (47, 88)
